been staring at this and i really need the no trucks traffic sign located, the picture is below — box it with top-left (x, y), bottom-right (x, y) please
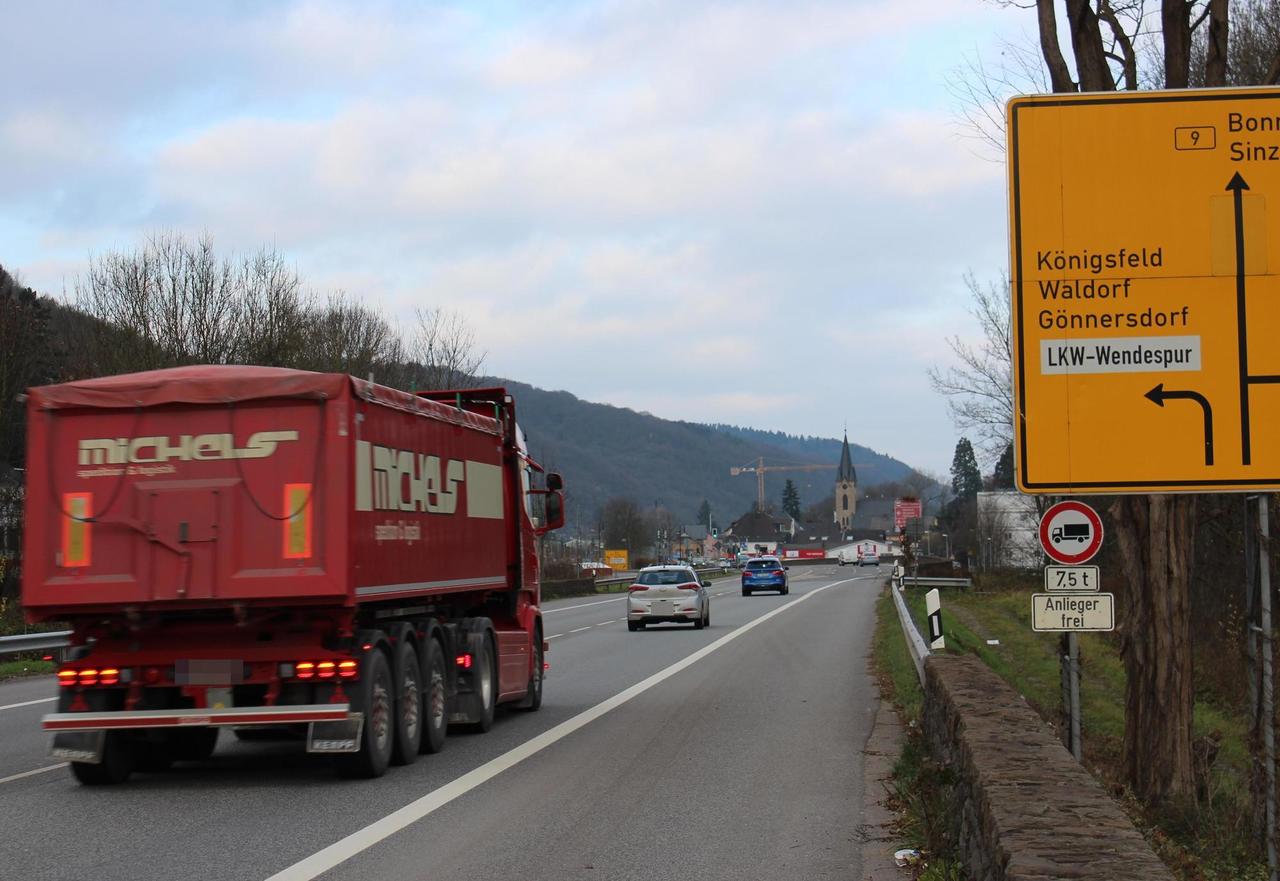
top-left (1008, 87), bottom-right (1280, 493)
top-left (1038, 500), bottom-right (1104, 565)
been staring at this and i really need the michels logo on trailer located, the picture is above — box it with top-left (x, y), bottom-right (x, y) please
top-left (78, 431), bottom-right (300, 465)
top-left (354, 440), bottom-right (504, 519)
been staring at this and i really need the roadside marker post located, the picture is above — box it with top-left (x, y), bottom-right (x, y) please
top-left (925, 589), bottom-right (945, 651)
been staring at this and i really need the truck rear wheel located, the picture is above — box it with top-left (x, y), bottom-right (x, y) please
top-left (391, 640), bottom-right (422, 766)
top-left (71, 732), bottom-right (134, 785)
top-left (418, 638), bottom-right (448, 754)
top-left (338, 649), bottom-right (393, 779)
top-left (516, 634), bottom-right (543, 712)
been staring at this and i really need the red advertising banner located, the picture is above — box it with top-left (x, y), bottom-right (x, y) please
top-left (894, 498), bottom-right (923, 531)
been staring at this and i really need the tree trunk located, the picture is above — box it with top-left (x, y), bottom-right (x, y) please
top-left (1065, 0), bottom-right (1116, 91)
top-left (1162, 0), bottom-right (1193, 88)
top-left (1204, 0), bottom-right (1229, 87)
top-left (1111, 494), bottom-right (1197, 804)
top-left (1036, 0), bottom-right (1077, 92)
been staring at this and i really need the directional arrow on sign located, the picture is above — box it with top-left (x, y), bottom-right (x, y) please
top-left (1228, 171), bottom-right (1253, 466)
top-left (1145, 383), bottom-right (1214, 466)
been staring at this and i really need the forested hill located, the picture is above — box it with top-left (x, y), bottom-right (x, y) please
top-left (492, 378), bottom-right (918, 530)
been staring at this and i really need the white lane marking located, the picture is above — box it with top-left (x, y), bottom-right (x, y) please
top-left (569, 626), bottom-right (592, 634)
top-left (543, 597), bottom-right (625, 614)
top-left (0, 697), bottom-right (56, 713)
top-left (264, 576), bottom-right (855, 881)
top-left (546, 634), bottom-right (564, 640)
top-left (0, 763), bottom-right (67, 785)
top-left (595, 622), bottom-right (610, 627)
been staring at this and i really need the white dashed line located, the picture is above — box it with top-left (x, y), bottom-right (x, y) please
top-left (0, 697), bottom-right (56, 713)
top-left (543, 597), bottom-right (624, 614)
top-left (546, 634), bottom-right (564, 640)
top-left (569, 626), bottom-right (591, 634)
top-left (0, 763), bottom-right (67, 786)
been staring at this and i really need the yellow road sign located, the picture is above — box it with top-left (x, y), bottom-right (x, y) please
top-left (1008, 87), bottom-right (1280, 493)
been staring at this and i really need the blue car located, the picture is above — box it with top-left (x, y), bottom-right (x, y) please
top-left (741, 556), bottom-right (789, 596)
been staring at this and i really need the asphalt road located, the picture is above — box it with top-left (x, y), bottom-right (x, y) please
top-left (0, 564), bottom-right (886, 881)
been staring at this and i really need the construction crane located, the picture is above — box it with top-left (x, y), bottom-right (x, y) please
top-left (729, 457), bottom-right (835, 512)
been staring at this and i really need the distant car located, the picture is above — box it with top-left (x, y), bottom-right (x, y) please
top-left (626, 565), bottom-right (711, 631)
top-left (859, 552), bottom-right (880, 567)
top-left (741, 556), bottom-right (788, 596)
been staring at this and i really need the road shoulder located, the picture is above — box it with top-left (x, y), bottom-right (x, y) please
top-left (859, 684), bottom-right (906, 879)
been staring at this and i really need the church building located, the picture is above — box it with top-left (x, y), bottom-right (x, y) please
top-left (834, 432), bottom-right (857, 530)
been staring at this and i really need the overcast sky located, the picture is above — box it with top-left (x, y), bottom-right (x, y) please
top-left (1, 1), bottom-right (1032, 476)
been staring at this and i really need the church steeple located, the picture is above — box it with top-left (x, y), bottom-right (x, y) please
top-left (834, 431), bottom-right (857, 531)
top-left (837, 432), bottom-right (856, 484)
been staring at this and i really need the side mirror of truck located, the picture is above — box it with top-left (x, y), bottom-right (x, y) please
top-left (546, 472), bottom-right (563, 492)
top-left (541, 491), bottom-right (565, 533)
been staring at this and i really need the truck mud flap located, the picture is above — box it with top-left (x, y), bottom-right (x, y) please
top-left (306, 714), bottom-right (363, 754)
top-left (51, 730), bottom-right (106, 764)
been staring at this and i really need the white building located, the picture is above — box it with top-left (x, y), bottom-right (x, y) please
top-left (975, 491), bottom-right (1042, 570)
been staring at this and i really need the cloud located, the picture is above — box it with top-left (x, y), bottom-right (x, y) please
top-left (1, 0), bottom-right (1026, 473)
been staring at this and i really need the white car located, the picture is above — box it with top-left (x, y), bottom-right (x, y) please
top-left (626, 565), bottom-right (711, 631)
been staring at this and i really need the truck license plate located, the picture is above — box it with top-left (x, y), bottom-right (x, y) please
top-left (206, 687), bottom-right (233, 710)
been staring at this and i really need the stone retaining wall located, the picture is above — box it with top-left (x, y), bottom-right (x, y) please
top-left (923, 654), bottom-right (1173, 881)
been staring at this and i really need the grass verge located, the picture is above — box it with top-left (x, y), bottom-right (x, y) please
top-left (0, 658), bottom-right (55, 681)
top-left (872, 586), bottom-right (968, 880)
top-left (910, 577), bottom-right (1265, 881)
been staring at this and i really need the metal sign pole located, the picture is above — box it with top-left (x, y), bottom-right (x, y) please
top-left (1260, 495), bottom-right (1277, 881)
top-left (1068, 631), bottom-right (1082, 762)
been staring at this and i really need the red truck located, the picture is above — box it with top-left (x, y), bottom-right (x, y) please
top-left (22, 365), bottom-right (564, 785)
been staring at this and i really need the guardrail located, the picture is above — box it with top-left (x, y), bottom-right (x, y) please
top-left (901, 576), bottom-right (972, 589)
top-left (594, 566), bottom-right (728, 588)
top-left (0, 630), bottom-right (71, 659)
top-left (890, 575), bottom-right (931, 686)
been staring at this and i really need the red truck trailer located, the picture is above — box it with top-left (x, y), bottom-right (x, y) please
top-left (21, 365), bottom-right (564, 785)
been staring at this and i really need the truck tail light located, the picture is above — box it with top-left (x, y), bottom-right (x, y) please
top-left (143, 666), bottom-right (164, 685)
top-left (57, 669), bottom-right (78, 687)
top-left (338, 660), bottom-right (358, 679)
top-left (316, 661), bottom-right (337, 679)
top-left (455, 653), bottom-right (473, 669)
top-left (99, 668), bottom-right (120, 686)
top-left (78, 668), bottom-right (99, 687)
top-left (296, 662), bottom-right (316, 680)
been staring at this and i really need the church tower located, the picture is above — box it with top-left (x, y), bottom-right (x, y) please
top-left (834, 432), bottom-right (857, 531)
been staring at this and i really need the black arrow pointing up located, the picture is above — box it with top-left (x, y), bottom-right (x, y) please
top-left (1228, 172), bottom-right (1252, 465)
top-left (1146, 383), bottom-right (1214, 466)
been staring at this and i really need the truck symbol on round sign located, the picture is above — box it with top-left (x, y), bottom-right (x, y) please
top-left (1039, 500), bottom-right (1104, 565)
top-left (1052, 523), bottom-right (1091, 544)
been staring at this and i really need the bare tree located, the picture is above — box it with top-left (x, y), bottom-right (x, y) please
top-left (404, 307), bottom-right (486, 391)
top-left (235, 248), bottom-right (312, 368)
top-left (74, 233), bottom-right (247, 372)
top-left (0, 267), bottom-right (52, 471)
top-left (300, 294), bottom-right (405, 380)
top-left (927, 273), bottom-right (1014, 464)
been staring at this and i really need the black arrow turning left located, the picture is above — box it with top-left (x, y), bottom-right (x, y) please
top-left (1146, 383), bottom-right (1214, 466)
